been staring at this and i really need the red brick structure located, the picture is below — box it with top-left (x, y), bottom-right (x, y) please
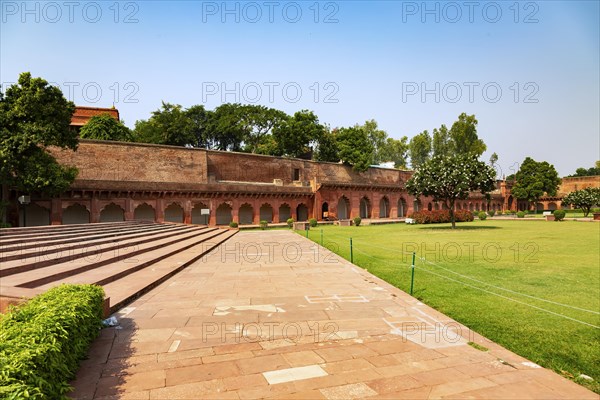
top-left (70, 106), bottom-right (120, 131)
top-left (7, 139), bottom-right (599, 227)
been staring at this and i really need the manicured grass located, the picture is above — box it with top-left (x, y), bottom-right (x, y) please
top-left (301, 220), bottom-right (600, 393)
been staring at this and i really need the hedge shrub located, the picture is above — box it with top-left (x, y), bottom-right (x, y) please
top-left (517, 211), bottom-right (525, 218)
top-left (553, 209), bottom-right (566, 221)
top-left (488, 210), bottom-right (495, 217)
top-left (259, 220), bottom-right (268, 230)
top-left (0, 284), bottom-right (105, 399)
top-left (308, 218), bottom-right (318, 227)
top-left (353, 217), bottom-right (362, 226)
top-left (478, 211), bottom-right (487, 220)
top-left (229, 221), bottom-right (238, 228)
top-left (408, 210), bottom-right (474, 224)
top-left (286, 218), bottom-right (294, 228)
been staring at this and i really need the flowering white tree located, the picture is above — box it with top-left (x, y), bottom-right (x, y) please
top-left (406, 154), bottom-right (496, 229)
top-left (562, 187), bottom-right (600, 217)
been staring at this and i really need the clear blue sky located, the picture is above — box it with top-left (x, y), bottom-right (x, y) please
top-left (2, 0), bottom-right (598, 176)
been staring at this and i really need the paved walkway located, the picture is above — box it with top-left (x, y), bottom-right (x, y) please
top-left (70, 231), bottom-right (597, 399)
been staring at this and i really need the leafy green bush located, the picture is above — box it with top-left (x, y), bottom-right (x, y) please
top-left (353, 217), bottom-right (362, 226)
top-left (259, 220), bottom-right (268, 230)
top-left (229, 221), bottom-right (238, 228)
top-left (488, 210), bottom-right (495, 217)
top-left (286, 218), bottom-right (294, 228)
top-left (503, 210), bottom-right (513, 215)
top-left (553, 209), bottom-right (566, 221)
top-left (309, 218), bottom-right (318, 227)
top-left (408, 210), bottom-right (473, 224)
top-left (0, 222), bottom-right (11, 228)
top-left (517, 211), bottom-right (525, 218)
top-left (478, 211), bottom-right (487, 220)
top-left (0, 284), bottom-right (105, 399)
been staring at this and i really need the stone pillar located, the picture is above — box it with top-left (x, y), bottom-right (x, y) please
top-left (50, 198), bottom-right (62, 225)
top-left (156, 199), bottom-right (165, 223)
top-left (273, 202), bottom-right (280, 223)
top-left (183, 200), bottom-right (192, 224)
top-left (90, 197), bottom-right (100, 223)
top-left (124, 198), bottom-right (134, 221)
top-left (232, 201), bottom-right (239, 224)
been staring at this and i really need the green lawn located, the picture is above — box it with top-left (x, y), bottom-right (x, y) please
top-left (300, 219), bottom-right (600, 393)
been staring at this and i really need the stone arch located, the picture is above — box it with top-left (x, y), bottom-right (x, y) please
top-left (216, 203), bottom-right (233, 225)
top-left (360, 197), bottom-right (371, 219)
top-left (62, 203), bottom-right (90, 225)
top-left (434, 203), bottom-right (440, 211)
top-left (507, 196), bottom-right (514, 211)
top-left (259, 203), bottom-right (273, 223)
top-left (427, 202), bottom-right (433, 211)
top-left (547, 202), bottom-right (557, 211)
top-left (398, 198), bottom-right (407, 217)
top-left (475, 203), bottom-right (480, 211)
top-left (192, 202), bottom-right (209, 225)
top-left (536, 202), bottom-right (544, 212)
top-left (469, 203), bottom-right (474, 211)
top-left (337, 196), bottom-right (350, 220)
top-left (321, 202), bottom-right (329, 219)
top-left (379, 197), bottom-right (390, 218)
top-left (239, 203), bottom-right (254, 225)
top-left (19, 203), bottom-right (50, 227)
top-left (296, 203), bottom-right (309, 222)
top-left (278, 203), bottom-right (291, 222)
top-left (134, 203), bottom-right (155, 221)
top-left (456, 203), bottom-right (462, 210)
top-left (164, 203), bottom-right (184, 223)
top-left (413, 199), bottom-right (421, 212)
top-left (100, 203), bottom-right (125, 223)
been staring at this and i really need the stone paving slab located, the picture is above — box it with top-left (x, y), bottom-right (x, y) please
top-left (70, 231), bottom-right (597, 399)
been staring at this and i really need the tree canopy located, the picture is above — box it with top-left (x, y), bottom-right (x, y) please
top-left (510, 157), bottom-right (560, 210)
top-left (568, 162), bottom-right (600, 177)
top-left (406, 154), bottom-right (496, 228)
top-left (336, 126), bottom-right (374, 172)
top-left (562, 187), bottom-right (600, 217)
top-left (409, 130), bottom-right (432, 169)
top-left (79, 113), bottom-right (131, 142)
top-left (0, 72), bottom-right (78, 200)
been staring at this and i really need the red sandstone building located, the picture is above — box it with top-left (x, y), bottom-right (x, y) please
top-left (6, 107), bottom-right (599, 227)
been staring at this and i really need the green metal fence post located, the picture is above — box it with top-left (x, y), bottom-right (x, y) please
top-left (410, 252), bottom-right (416, 296)
top-left (350, 238), bottom-right (353, 264)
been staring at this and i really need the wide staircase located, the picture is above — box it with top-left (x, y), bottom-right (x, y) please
top-left (0, 221), bottom-right (236, 314)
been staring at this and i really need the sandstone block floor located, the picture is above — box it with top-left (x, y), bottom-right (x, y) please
top-left (70, 231), bottom-right (597, 399)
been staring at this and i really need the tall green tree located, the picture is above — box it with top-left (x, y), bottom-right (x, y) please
top-left (336, 126), bottom-right (374, 172)
top-left (0, 73), bottom-right (79, 223)
top-left (360, 119), bottom-right (387, 164)
top-left (432, 124), bottom-right (451, 157)
top-left (409, 130), bottom-right (432, 169)
top-left (314, 127), bottom-right (340, 162)
top-left (79, 114), bottom-right (132, 141)
top-left (449, 113), bottom-right (486, 156)
top-left (511, 157), bottom-right (560, 211)
top-left (207, 103), bottom-right (248, 151)
top-left (562, 187), bottom-right (600, 217)
top-left (380, 137), bottom-right (409, 169)
top-left (185, 104), bottom-right (212, 148)
top-left (133, 102), bottom-right (194, 146)
top-left (240, 105), bottom-right (287, 154)
top-left (406, 154), bottom-right (496, 228)
top-left (272, 110), bottom-right (324, 158)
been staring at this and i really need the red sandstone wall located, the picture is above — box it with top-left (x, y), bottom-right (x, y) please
top-left (206, 151), bottom-right (314, 185)
top-left (51, 140), bottom-right (208, 184)
top-left (558, 176), bottom-right (600, 195)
